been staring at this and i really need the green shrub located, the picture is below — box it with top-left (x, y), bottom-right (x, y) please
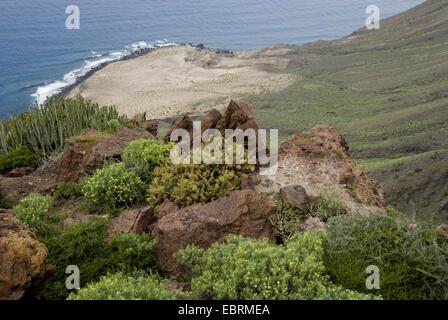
top-left (122, 139), bottom-right (173, 183)
top-left (270, 196), bottom-right (307, 240)
top-left (177, 233), bottom-right (380, 300)
top-left (0, 190), bottom-right (13, 209)
top-left (107, 232), bottom-right (157, 274)
top-left (147, 158), bottom-right (254, 209)
top-left (53, 181), bottom-right (83, 201)
top-left (107, 119), bottom-right (123, 133)
top-left (0, 146), bottom-right (38, 174)
top-left (14, 193), bottom-right (59, 237)
top-left (41, 217), bottom-right (158, 300)
top-left (67, 272), bottom-right (177, 300)
top-left (323, 210), bottom-right (448, 300)
top-left (307, 189), bottom-right (347, 222)
top-left (81, 162), bottom-right (146, 212)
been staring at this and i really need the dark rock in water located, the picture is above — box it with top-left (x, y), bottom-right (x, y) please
top-left (279, 185), bottom-right (310, 211)
top-left (0, 209), bottom-right (55, 300)
top-left (151, 190), bottom-right (276, 276)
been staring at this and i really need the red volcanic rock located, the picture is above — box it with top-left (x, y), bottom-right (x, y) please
top-left (151, 190), bottom-right (276, 276)
top-left (201, 109), bottom-right (222, 133)
top-left (164, 116), bottom-right (193, 143)
top-left (216, 100), bottom-right (259, 133)
top-left (57, 128), bottom-right (153, 183)
top-left (107, 206), bottom-right (156, 237)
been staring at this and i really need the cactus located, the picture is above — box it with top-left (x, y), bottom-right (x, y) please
top-left (0, 96), bottom-right (128, 155)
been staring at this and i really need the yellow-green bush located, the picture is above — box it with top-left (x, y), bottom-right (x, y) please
top-left (14, 193), bottom-right (59, 237)
top-left (122, 139), bottom-right (173, 183)
top-left (177, 233), bottom-right (380, 300)
top-left (323, 209), bottom-right (448, 300)
top-left (147, 158), bottom-right (254, 209)
top-left (67, 272), bottom-right (177, 300)
top-left (81, 162), bottom-right (146, 212)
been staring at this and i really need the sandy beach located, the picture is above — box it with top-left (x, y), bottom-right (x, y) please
top-left (66, 45), bottom-right (294, 119)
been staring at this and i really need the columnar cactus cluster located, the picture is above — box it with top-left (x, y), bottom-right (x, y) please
top-left (0, 96), bottom-right (127, 155)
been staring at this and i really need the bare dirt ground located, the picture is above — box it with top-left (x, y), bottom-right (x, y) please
top-left (67, 45), bottom-right (294, 119)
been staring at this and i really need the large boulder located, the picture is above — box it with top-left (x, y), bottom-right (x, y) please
top-left (279, 185), bottom-right (310, 211)
top-left (57, 128), bottom-right (154, 182)
top-left (0, 209), bottom-right (55, 300)
top-left (164, 116), bottom-right (193, 143)
top-left (107, 206), bottom-right (156, 238)
top-left (0, 174), bottom-right (55, 205)
top-left (253, 124), bottom-right (386, 214)
top-left (145, 119), bottom-right (159, 137)
top-left (201, 109), bottom-right (222, 133)
top-left (216, 100), bottom-right (259, 134)
top-left (151, 190), bottom-right (276, 276)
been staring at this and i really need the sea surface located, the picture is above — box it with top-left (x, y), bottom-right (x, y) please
top-left (0, 0), bottom-right (423, 118)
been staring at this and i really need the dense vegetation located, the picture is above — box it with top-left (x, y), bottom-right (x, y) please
top-left (67, 272), bottom-right (178, 300)
top-left (39, 217), bottom-right (158, 300)
top-left (324, 210), bottom-right (448, 300)
top-left (177, 233), bottom-right (379, 300)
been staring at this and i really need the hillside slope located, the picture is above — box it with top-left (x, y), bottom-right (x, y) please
top-left (244, 0), bottom-right (448, 219)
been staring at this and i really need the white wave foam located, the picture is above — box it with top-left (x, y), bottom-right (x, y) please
top-left (32, 40), bottom-right (178, 105)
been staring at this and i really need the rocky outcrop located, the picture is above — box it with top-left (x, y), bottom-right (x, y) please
top-left (216, 100), bottom-right (259, 135)
top-left (107, 206), bottom-right (156, 237)
top-left (164, 116), bottom-right (193, 143)
top-left (300, 214), bottom-right (324, 233)
top-left (201, 109), bottom-right (222, 133)
top-left (57, 128), bottom-right (153, 182)
top-left (151, 190), bottom-right (276, 276)
top-left (130, 112), bottom-right (146, 124)
top-left (145, 119), bottom-right (159, 137)
top-left (279, 185), bottom-right (310, 211)
top-left (0, 209), bottom-right (55, 300)
top-left (253, 124), bottom-right (386, 214)
top-left (0, 174), bottom-right (55, 205)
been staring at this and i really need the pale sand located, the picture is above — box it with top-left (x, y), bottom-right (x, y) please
top-left (66, 45), bottom-right (294, 119)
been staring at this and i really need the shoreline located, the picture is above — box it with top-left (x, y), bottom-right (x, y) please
top-left (64, 44), bottom-right (294, 119)
top-left (59, 43), bottom-right (234, 102)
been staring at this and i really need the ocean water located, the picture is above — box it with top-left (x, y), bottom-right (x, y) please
top-left (0, 0), bottom-right (423, 119)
